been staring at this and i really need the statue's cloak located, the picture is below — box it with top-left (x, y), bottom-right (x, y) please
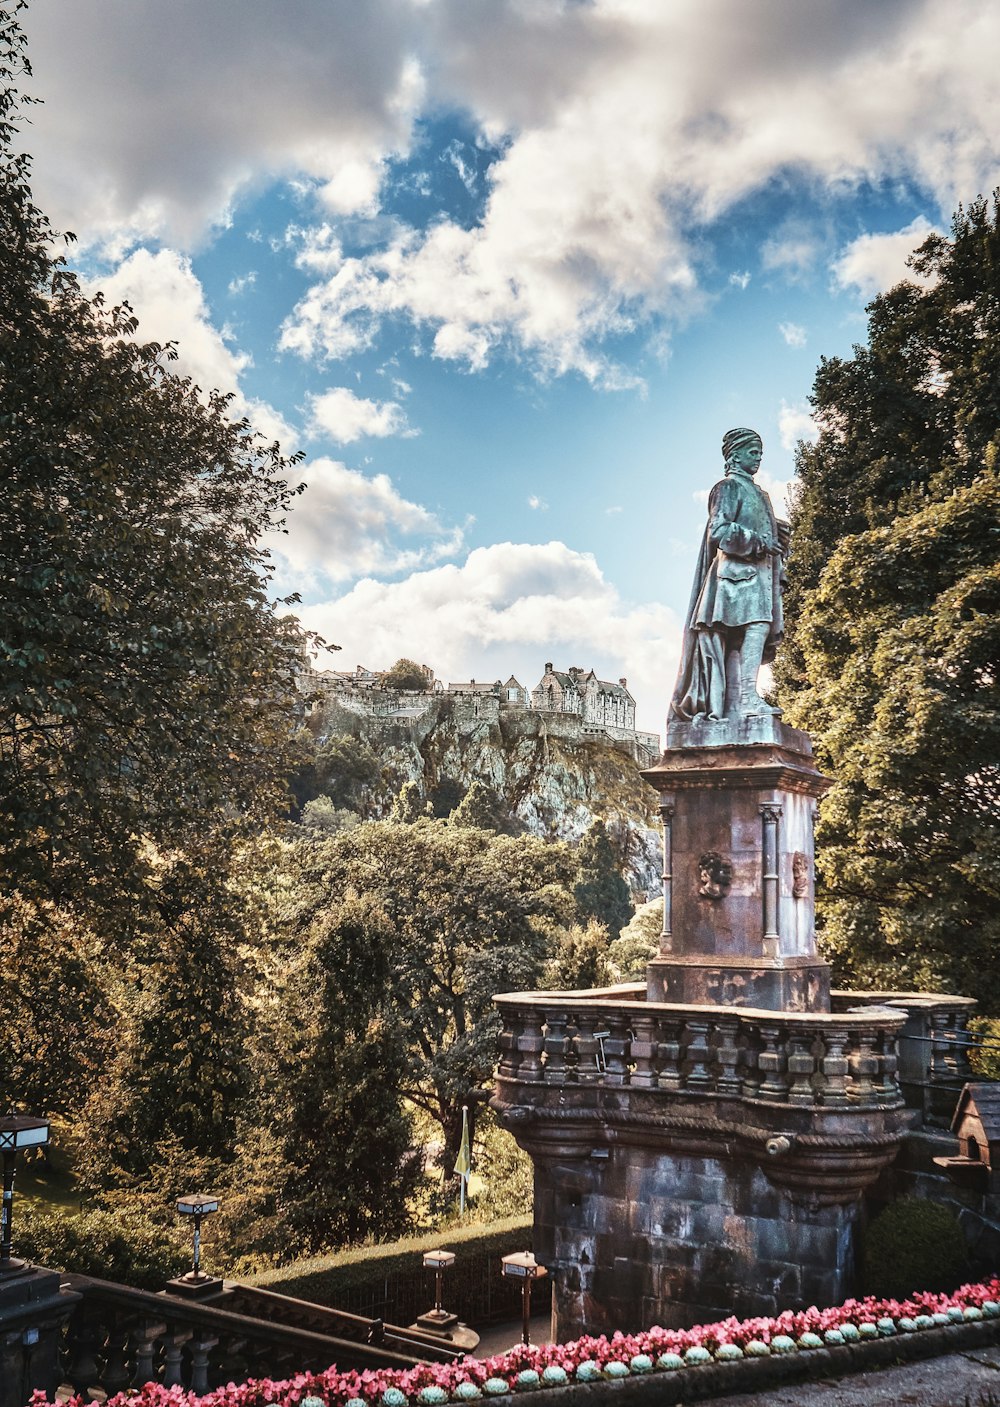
top-left (670, 470), bottom-right (784, 723)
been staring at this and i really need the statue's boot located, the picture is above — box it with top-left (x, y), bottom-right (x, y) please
top-left (739, 623), bottom-right (780, 715)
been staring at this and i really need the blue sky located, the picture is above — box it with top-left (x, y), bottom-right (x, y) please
top-left (21, 0), bottom-right (1000, 731)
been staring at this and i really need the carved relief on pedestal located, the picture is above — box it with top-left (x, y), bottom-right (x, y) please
top-left (697, 852), bottom-right (733, 900)
top-left (706, 969), bottom-right (764, 1006)
top-left (792, 850), bottom-right (809, 899)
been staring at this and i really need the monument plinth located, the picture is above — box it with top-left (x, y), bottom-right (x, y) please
top-left (492, 428), bottom-right (921, 1341)
top-left (643, 714), bottom-right (831, 1012)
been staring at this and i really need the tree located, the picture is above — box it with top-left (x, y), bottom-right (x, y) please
top-left (290, 819), bottom-right (578, 1165)
top-left (573, 819), bottom-right (633, 938)
top-left (0, 10), bottom-right (306, 944)
top-left (449, 779), bottom-right (523, 834)
top-left (541, 918), bottom-right (612, 990)
top-left (380, 658), bottom-right (429, 691)
top-left (275, 896), bottom-right (419, 1252)
top-left (778, 195), bottom-right (1000, 1004)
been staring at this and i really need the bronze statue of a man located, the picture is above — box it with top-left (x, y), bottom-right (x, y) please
top-left (670, 427), bottom-right (787, 723)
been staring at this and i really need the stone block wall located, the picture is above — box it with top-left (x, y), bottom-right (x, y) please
top-left (534, 1146), bottom-right (861, 1341)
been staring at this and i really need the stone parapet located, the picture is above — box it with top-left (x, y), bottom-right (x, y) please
top-left (493, 986), bottom-right (912, 1337)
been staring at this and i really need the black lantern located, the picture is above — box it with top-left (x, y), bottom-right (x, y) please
top-left (501, 1251), bottom-right (548, 1345)
top-left (0, 1114), bottom-right (50, 1276)
top-left (175, 1194), bottom-right (220, 1283)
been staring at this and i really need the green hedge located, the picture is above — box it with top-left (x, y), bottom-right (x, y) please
top-left (248, 1215), bottom-right (542, 1326)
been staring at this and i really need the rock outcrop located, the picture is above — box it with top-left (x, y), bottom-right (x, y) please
top-left (309, 693), bottom-right (662, 895)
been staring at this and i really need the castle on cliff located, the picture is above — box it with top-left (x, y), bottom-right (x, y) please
top-left (302, 659), bottom-right (660, 766)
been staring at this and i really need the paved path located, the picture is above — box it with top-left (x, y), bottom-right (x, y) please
top-left (703, 1342), bottom-right (1000, 1406)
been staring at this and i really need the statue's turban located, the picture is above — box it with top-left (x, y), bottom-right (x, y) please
top-left (722, 427), bottom-right (762, 460)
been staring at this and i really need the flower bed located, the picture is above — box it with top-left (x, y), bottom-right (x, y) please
top-left (34, 1278), bottom-right (1000, 1407)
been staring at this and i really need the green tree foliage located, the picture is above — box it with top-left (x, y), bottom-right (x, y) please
top-left (275, 896), bottom-right (418, 1253)
top-left (81, 884), bottom-right (250, 1187)
top-left (290, 820), bottom-right (578, 1165)
top-left (0, 898), bottom-right (113, 1116)
top-left (573, 819), bottom-right (633, 938)
top-left (380, 658), bottom-right (430, 691)
top-left (449, 779), bottom-right (523, 835)
top-left (390, 778), bottom-right (427, 822)
top-left (778, 196), bottom-right (1000, 1001)
top-left (541, 919), bottom-right (612, 990)
top-left (0, 10), bottom-right (306, 944)
top-left (605, 898), bottom-right (662, 982)
top-left (290, 730), bottom-right (384, 818)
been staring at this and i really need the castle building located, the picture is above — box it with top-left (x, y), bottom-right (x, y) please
top-left (532, 664), bottom-right (635, 731)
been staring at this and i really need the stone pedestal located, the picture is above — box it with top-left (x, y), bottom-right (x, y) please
top-left (642, 714), bottom-right (831, 1012)
top-left (0, 1265), bottom-right (80, 1407)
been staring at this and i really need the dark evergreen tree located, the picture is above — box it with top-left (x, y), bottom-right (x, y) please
top-left (573, 819), bottom-right (633, 938)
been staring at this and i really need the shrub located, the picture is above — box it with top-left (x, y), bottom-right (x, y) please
top-left (861, 1197), bottom-right (969, 1299)
top-left (18, 1201), bottom-right (187, 1290)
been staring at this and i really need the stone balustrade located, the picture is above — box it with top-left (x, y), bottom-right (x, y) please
top-left (495, 987), bottom-right (906, 1110)
top-left (55, 1273), bottom-right (461, 1399)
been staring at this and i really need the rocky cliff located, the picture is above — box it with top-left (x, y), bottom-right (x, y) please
top-left (308, 693), bottom-right (663, 895)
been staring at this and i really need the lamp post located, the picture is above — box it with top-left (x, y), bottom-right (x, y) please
top-left (0, 1114), bottom-right (50, 1277)
top-left (417, 1249), bottom-right (458, 1332)
top-left (501, 1251), bottom-right (547, 1346)
top-left (175, 1195), bottom-right (219, 1285)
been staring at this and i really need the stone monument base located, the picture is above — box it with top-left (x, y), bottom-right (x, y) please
top-left (647, 953), bottom-right (831, 1011)
top-left (536, 1144), bottom-right (866, 1342)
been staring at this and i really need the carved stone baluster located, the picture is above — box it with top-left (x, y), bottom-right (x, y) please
top-left (684, 1016), bottom-right (712, 1091)
top-left (715, 1014), bottom-right (742, 1097)
top-left (740, 1022), bottom-right (762, 1099)
top-left (497, 1007), bottom-right (524, 1078)
top-left (629, 1012), bottom-right (659, 1088)
top-left (819, 1026), bottom-right (850, 1107)
top-left (162, 1328), bottom-right (192, 1388)
top-left (603, 1010), bottom-right (630, 1086)
top-left (878, 1027), bottom-right (902, 1105)
top-left (575, 1009), bottom-right (601, 1085)
top-left (133, 1319), bottom-right (167, 1388)
top-left (543, 1007), bottom-right (570, 1085)
top-left (655, 1015), bottom-right (683, 1091)
top-left (952, 1009), bottom-right (975, 1082)
top-left (786, 1027), bottom-right (816, 1105)
top-left (518, 1007), bottom-right (545, 1082)
top-left (189, 1336), bottom-right (219, 1396)
top-left (757, 1022), bottom-right (789, 1102)
top-left (64, 1306), bottom-right (104, 1395)
top-left (929, 1011), bottom-right (952, 1084)
top-left (848, 1028), bottom-right (878, 1105)
top-left (101, 1321), bottom-right (131, 1397)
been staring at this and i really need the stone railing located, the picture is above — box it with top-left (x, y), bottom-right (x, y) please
top-left (832, 989), bottom-right (976, 1125)
top-left (56, 1273), bottom-right (462, 1399)
top-left (495, 988), bottom-right (906, 1110)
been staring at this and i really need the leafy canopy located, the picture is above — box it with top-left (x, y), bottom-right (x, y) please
top-left (779, 195), bottom-right (1000, 1003)
top-left (0, 9), bottom-right (308, 938)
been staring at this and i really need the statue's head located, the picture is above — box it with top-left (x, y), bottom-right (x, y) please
top-left (722, 427), bottom-right (763, 475)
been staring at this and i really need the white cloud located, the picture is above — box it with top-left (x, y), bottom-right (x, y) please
top-left (295, 541), bottom-right (680, 732)
top-left (23, 0), bottom-right (1000, 380)
top-left (527, 495), bottom-right (548, 511)
top-left (306, 386), bottom-right (415, 443)
top-left (729, 271), bottom-right (751, 290)
top-left (777, 399), bottom-right (820, 454)
top-left (268, 457), bottom-right (464, 588)
top-left (83, 248), bottom-right (293, 445)
top-left (831, 216), bottom-right (940, 299)
top-left (778, 322), bottom-right (807, 348)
